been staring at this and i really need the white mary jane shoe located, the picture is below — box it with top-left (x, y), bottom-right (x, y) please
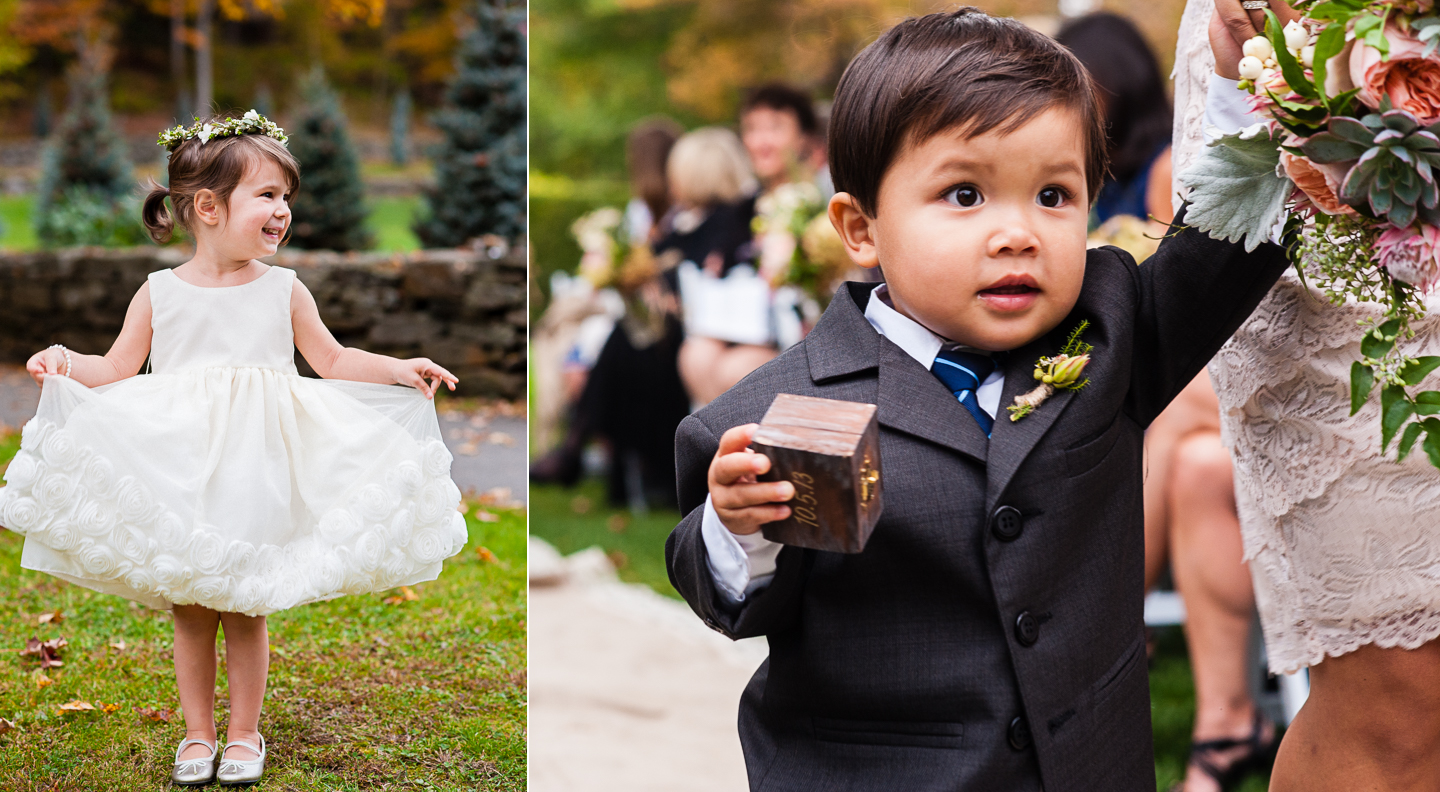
top-left (216, 734), bottom-right (266, 786)
top-left (170, 738), bottom-right (218, 786)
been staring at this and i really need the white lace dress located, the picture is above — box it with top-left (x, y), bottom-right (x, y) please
top-left (0, 265), bottom-right (469, 616)
top-left (1176, 0), bottom-right (1440, 674)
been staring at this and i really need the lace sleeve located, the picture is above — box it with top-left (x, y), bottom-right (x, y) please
top-left (1171, 0), bottom-right (1217, 214)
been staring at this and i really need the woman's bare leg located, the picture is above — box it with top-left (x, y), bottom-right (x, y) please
top-left (218, 612), bottom-right (269, 760)
top-left (1272, 640), bottom-right (1440, 792)
top-left (1169, 431), bottom-right (1269, 792)
top-left (678, 337), bottom-right (776, 407)
top-left (1144, 373), bottom-right (1224, 590)
top-left (173, 604), bottom-right (221, 760)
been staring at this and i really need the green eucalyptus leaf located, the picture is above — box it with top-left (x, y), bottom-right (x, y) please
top-left (1353, 13), bottom-right (1390, 57)
top-left (1313, 23), bottom-right (1349, 103)
top-left (1179, 126), bottom-right (1290, 252)
top-left (1399, 421), bottom-right (1425, 460)
top-left (1265, 10), bottom-right (1317, 99)
top-left (1382, 384), bottom-right (1414, 450)
top-left (1424, 426), bottom-right (1440, 468)
top-left (1402, 356), bottom-right (1440, 385)
top-left (1307, 0), bottom-right (1365, 20)
top-left (1352, 360), bottom-right (1376, 415)
top-left (1360, 319), bottom-right (1401, 358)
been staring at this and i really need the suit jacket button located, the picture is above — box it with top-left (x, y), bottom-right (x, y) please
top-left (1014, 611), bottom-right (1039, 646)
top-left (1008, 716), bottom-right (1032, 750)
top-left (991, 506), bottom-right (1023, 542)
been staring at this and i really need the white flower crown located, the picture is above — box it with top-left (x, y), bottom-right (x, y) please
top-left (157, 110), bottom-right (289, 151)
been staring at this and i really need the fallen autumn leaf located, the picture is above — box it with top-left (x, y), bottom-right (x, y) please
top-left (37, 609), bottom-right (63, 625)
top-left (133, 706), bottom-right (173, 723)
top-left (57, 700), bottom-right (94, 712)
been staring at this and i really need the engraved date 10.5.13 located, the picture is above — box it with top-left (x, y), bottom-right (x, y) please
top-left (789, 471), bottom-right (821, 528)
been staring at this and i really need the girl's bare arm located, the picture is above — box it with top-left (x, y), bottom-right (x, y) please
top-left (290, 278), bottom-right (457, 398)
top-left (26, 283), bottom-right (154, 387)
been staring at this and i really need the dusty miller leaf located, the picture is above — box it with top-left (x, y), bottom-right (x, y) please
top-left (1180, 124), bottom-right (1292, 252)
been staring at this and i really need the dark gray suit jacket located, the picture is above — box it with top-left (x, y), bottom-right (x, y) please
top-left (666, 221), bottom-right (1290, 791)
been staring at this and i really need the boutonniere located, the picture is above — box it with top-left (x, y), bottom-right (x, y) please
top-left (1008, 320), bottom-right (1093, 422)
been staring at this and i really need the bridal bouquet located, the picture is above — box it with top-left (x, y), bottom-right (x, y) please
top-left (752, 182), bottom-right (852, 307)
top-left (570, 206), bottom-right (659, 293)
top-left (1184, 1), bottom-right (1440, 469)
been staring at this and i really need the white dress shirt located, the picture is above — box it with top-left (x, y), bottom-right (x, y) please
top-left (701, 284), bottom-right (1005, 603)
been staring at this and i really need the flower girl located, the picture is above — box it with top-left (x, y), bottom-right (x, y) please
top-left (0, 112), bottom-right (469, 785)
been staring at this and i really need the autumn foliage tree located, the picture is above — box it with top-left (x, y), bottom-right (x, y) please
top-left (414, 0), bottom-right (526, 247)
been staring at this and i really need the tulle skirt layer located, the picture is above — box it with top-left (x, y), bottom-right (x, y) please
top-left (0, 369), bottom-right (468, 615)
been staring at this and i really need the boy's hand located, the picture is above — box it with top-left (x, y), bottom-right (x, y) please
top-left (394, 358), bottom-right (458, 399)
top-left (25, 348), bottom-right (67, 386)
top-left (709, 424), bottom-right (795, 535)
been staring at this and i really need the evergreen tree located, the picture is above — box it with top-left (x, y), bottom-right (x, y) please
top-left (287, 65), bottom-right (372, 251)
top-left (414, 0), bottom-right (526, 247)
top-left (34, 71), bottom-right (143, 247)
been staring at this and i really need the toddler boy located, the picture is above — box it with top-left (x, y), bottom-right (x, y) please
top-left (666, 8), bottom-right (1286, 790)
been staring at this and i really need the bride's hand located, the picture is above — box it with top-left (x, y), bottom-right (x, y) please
top-left (1214, 0), bottom-right (1302, 53)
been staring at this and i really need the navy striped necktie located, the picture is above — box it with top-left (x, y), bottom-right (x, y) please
top-left (931, 348), bottom-right (997, 436)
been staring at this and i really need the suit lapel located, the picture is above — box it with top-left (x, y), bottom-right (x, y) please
top-left (985, 333), bottom-right (1076, 511)
top-left (877, 340), bottom-right (988, 465)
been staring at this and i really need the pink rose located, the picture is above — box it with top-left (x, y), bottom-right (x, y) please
top-left (1376, 224), bottom-right (1440, 292)
top-left (1281, 150), bottom-right (1358, 217)
top-left (1351, 26), bottom-right (1440, 123)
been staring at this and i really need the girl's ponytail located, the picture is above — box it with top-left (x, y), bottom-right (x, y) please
top-left (142, 178), bottom-right (174, 244)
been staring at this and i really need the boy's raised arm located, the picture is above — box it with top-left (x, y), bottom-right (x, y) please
top-left (1123, 208), bottom-right (1291, 426)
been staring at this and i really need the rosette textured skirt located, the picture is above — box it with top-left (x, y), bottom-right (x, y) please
top-left (0, 266), bottom-right (468, 615)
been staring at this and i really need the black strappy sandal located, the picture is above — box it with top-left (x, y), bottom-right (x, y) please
top-left (1171, 710), bottom-right (1281, 792)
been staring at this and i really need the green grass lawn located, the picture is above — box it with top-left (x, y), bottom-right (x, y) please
top-left (368, 196), bottom-right (423, 253)
top-left (529, 478), bottom-right (1269, 792)
top-left (0, 196), bottom-right (38, 252)
top-left (0, 194), bottom-right (423, 254)
top-left (0, 435), bottom-right (527, 790)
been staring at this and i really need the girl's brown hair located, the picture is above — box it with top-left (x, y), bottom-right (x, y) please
top-left (142, 118), bottom-right (301, 244)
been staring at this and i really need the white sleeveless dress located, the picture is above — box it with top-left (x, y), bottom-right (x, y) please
top-left (1176, 0), bottom-right (1440, 673)
top-left (0, 265), bottom-right (468, 616)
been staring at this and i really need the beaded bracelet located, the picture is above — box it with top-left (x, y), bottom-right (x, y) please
top-left (47, 344), bottom-right (72, 378)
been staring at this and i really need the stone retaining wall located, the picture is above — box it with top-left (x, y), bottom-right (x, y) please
top-left (0, 245), bottom-right (527, 398)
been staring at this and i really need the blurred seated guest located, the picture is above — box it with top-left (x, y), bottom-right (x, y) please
top-left (657, 127), bottom-right (777, 407)
top-left (625, 117), bottom-right (685, 245)
top-left (1062, 12), bottom-right (1277, 792)
top-left (740, 82), bottom-right (822, 195)
top-left (530, 122), bottom-right (692, 509)
top-left (1056, 13), bottom-right (1173, 227)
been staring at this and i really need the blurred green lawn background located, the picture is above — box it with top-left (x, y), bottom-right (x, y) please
top-left (0, 195), bottom-right (423, 254)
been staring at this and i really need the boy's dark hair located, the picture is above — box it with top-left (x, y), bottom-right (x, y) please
top-left (740, 82), bottom-right (820, 137)
top-left (829, 8), bottom-right (1108, 216)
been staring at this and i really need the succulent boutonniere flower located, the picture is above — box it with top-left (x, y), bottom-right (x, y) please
top-left (1008, 321), bottom-right (1093, 421)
